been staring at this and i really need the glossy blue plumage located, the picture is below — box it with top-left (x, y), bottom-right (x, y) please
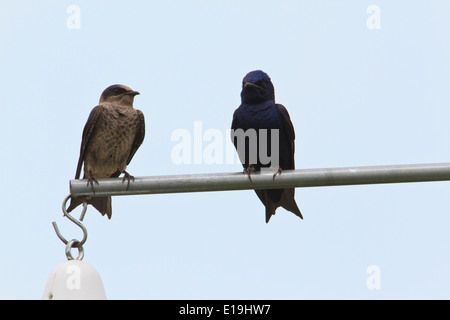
top-left (231, 70), bottom-right (303, 222)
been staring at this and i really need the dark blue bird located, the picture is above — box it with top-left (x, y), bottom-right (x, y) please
top-left (231, 70), bottom-right (303, 223)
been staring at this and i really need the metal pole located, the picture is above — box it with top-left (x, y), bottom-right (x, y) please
top-left (69, 163), bottom-right (450, 197)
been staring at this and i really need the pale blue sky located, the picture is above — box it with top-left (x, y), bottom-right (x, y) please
top-left (0, 1), bottom-right (449, 299)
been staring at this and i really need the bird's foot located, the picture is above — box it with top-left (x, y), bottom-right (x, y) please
top-left (87, 171), bottom-right (99, 194)
top-left (122, 171), bottom-right (135, 190)
top-left (243, 165), bottom-right (256, 182)
top-left (273, 166), bottom-right (282, 180)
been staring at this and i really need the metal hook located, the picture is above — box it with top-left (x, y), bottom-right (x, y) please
top-left (65, 240), bottom-right (85, 260)
top-left (52, 194), bottom-right (88, 248)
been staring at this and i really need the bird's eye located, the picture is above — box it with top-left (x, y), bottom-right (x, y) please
top-left (112, 87), bottom-right (127, 95)
top-left (258, 81), bottom-right (267, 87)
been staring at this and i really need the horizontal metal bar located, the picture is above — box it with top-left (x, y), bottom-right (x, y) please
top-left (69, 163), bottom-right (450, 197)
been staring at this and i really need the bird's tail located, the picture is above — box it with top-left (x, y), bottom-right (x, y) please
top-left (279, 188), bottom-right (303, 220)
top-left (67, 196), bottom-right (112, 219)
top-left (265, 200), bottom-right (277, 223)
top-left (257, 188), bottom-right (303, 223)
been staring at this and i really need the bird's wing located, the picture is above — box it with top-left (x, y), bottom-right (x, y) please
top-left (74, 105), bottom-right (103, 179)
top-left (230, 108), bottom-right (244, 149)
top-left (230, 109), bottom-right (239, 141)
top-left (126, 109), bottom-right (145, 165)
top-left (276, 103), bottom-right (296, 166)
top-left (231, 108), bottom-right (248, 167)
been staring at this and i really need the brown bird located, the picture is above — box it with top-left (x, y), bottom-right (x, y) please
top-left (67, 84), bottom-right (145, 219)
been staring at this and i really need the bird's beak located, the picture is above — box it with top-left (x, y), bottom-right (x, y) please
top-left (125, 90), bottom-right (140, 96)
top-left (243, 82), bottom-right (260, 89)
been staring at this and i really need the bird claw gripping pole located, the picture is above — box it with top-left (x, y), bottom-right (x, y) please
top-left (52, 195), bottom-right (88, 260)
